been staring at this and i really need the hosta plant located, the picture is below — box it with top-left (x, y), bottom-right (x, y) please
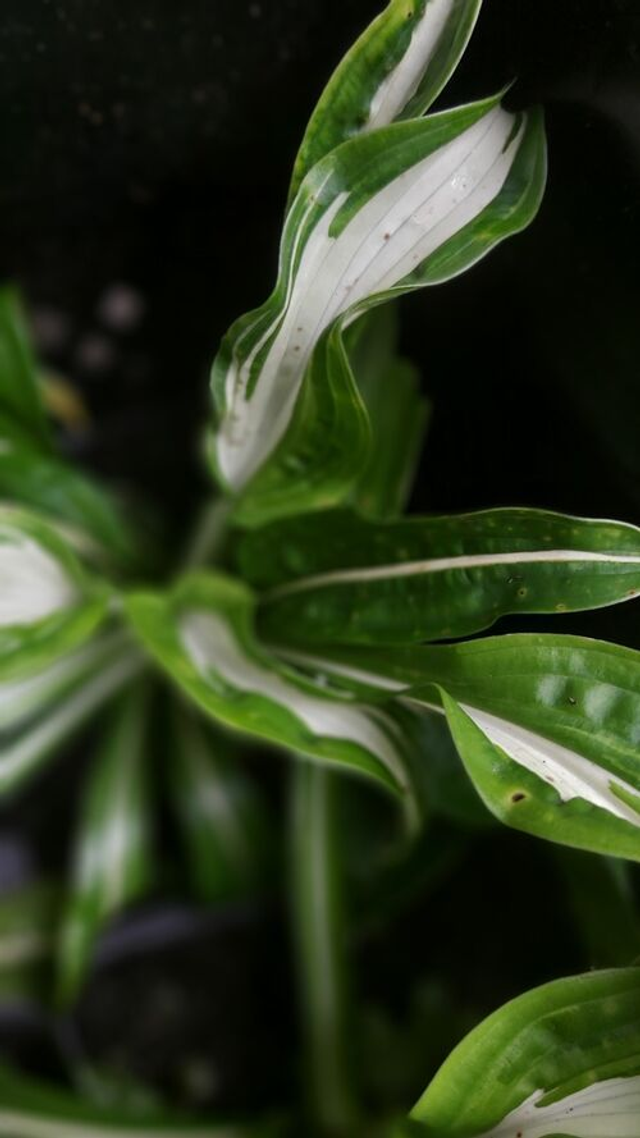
top-left (1, 1), bottom-right (640, 1136)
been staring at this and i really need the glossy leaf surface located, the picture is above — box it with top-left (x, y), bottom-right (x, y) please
top-left (409, 968), bottom-right (640, 1137)
top-left (304, 634), bottom-right (640, 860)
top-left (240, 507), bottom-right (640, 646)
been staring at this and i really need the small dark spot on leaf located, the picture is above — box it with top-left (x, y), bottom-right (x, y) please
top-left (511, 792), bottom-right (527, 804)
top-left (517, 587), bottom-right (527, 598)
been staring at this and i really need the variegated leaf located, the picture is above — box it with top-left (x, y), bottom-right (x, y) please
top-left (290, 0), bottom-right (483, 199)
top-left (296, 634), bottom-right (640, 860)
top-left (0, 631), bottom-right (144, 797)
top-left (240, 507), bottom-right (640, 646)
top-left (126, 572), bottom-right (414, 799)
top-left (408, 968), bottom-right (640, 1138)
top-left (168, 705), bottom-right (272, 903)
top-left (0, 506), bottom-right (112, 679)
top-left (57, 685), bottom-right (153, 1005)
top-left (210, 96), bottom-right (546, 523)
top-left (0, 1065), bottom-right (279, 1137)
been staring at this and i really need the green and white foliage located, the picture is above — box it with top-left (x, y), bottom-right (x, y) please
top-left (167, 705), bottom-right (272, 903)
top-left (0, 631), bottom-right (144, 798)
top-left (57, 685), bottom-right (153, 1005)
top-left (295, 634), bottom-right (640, 861)
top-left (290, 0), bottom-right (484, 198)
top-left (126, 572), bottom-right (415, 798)
top-left (209, 0), bottom-right (546, 523)
top-left (0, 506), bottom-right (111, 679)
top-left (239, 507), bottom-right (640, 645)
top-left (0, 1065), bottom-right (279, 1138)
top-left (408, 968), bottom-right (640, 1137)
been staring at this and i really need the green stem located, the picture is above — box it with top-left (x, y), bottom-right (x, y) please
top-left (290, 761), bottom-right (359, 1137)
top-left (181, 497), bottom-right (232, 571)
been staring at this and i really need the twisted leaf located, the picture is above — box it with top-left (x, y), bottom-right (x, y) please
top-left (290, 0), bottom-right (483, 198)
top-left (211, 96), bottom-right (545, 522)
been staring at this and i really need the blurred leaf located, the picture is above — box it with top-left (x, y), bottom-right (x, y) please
top-left (210, 96), bottom-right (545, 523)
top-left (57, 684), bottom-right (154, 1005)
top-left (409, 968), bottom-right (640, 1136)
top-left (0, 441), bottom-right (145, 576)
top-left (167, 704), bottom-right (273, 904)
top-left (126, 572), bottom-right (417, 802)
top-left (0, 881), bottom-right (60, 1006)
top-left (0, 1064), bottom-right (280, 1136)
top-left (0, 506), bottom-right (111, 680)
top-left (238, 506), bottom-right (640, 647)
top-left (0, 287), bottom-right (51, 451)
top-left (0, 631), bottom-right (144, 798)
top-left (290, 0), bottom-right (483, 199)
top-left (347, 308), bottom-right (429, 520)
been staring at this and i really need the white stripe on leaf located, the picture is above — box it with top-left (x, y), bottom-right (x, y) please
top-left (0, 633), bottom-right (130, 732)
top-left (474, 1075), bottom-right (640, 1138)
top-left (215, 104), bottom-right (523, 489)
top-left (0, 528), bottom-right (77, 626)
top-left (461, 704), bottom-right (640, 827)
top-left (368, 0), bottom-right (480, 128)
top-left (265, 548), bottom-right (640, 601)
top-left (180, 610), bottom-right (408, 789)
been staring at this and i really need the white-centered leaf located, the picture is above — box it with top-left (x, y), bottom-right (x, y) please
top-left (409, 968), bottom-right (640, 1138)
top-left (57, 684), bottom-right (153, 1005)
top-left (290, 0), bottom-right (483, 197)
top-left (0, 506), bottom-right (112, 681)
top-left (473, 1077), bottom-right (640, 1137)
top-left (0, 525), bottom-right (77, 626)
top-left (294, 634), bottom-right (640, 860)
top-left (126, 573), bottom-right (415, 799)
top-left (210, 96), bottom-right (545, 520)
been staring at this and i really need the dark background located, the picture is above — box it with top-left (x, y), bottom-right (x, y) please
top-left (1, 0), bottom-right (639, 1120)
